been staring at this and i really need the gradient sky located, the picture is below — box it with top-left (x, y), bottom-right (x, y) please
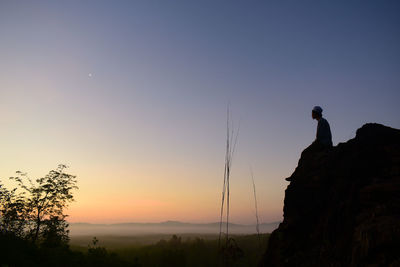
top-left (1, 1), bottom-right (399, 224)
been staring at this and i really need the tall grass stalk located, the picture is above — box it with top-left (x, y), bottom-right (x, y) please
top-left (218, 107), bottom-right (238, 249)
top-left (250, 167), bottom-right (262, 249)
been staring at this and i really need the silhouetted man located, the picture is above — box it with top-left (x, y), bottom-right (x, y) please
top-left (312, 106), bottom-right (332, 147)
top-left (285, 106), bottom-right (332, 182)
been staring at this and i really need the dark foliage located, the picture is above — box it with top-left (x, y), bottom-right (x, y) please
top-left (97, 234), bottom-right (269, 267)
top-left (0, 233), bottom-right (135, 267)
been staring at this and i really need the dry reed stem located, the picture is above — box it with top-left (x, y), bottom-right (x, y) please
top-left (218, 107), bottom-right (239, 249)
top-left (250, 167), bottom-right (261, 248)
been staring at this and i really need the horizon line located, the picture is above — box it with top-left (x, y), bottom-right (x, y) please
top-left (67, 220), bottom-right (281, 225)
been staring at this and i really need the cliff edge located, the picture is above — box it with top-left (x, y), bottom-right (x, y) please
top-left (261, 123), bottom-right (400, 267)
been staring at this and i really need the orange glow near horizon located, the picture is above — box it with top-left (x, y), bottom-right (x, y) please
top-left (0, 153), bottom-right (286, 225)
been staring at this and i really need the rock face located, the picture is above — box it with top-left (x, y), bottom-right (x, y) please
top-left (261, 123), bottom-right (400, 267)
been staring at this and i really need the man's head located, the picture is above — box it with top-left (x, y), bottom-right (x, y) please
top-left (312, 106), bottom-right (323, 120)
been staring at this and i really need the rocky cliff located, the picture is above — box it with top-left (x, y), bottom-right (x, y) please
top-left (261, 123), bottom-right (400, 267)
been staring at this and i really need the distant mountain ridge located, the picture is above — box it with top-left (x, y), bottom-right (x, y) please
top-left (71, 220), bottom-right (277, 226)
top-left (69, 220), bottom-right (280, 236)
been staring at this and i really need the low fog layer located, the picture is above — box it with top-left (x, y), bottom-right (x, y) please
top-left (69, 221), bottom-right (280, 236)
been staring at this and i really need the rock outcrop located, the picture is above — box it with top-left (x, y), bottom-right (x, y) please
top-left (261, 123), bottom-right (400, 267)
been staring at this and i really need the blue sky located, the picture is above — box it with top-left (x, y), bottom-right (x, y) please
top-left (1, 0), bottom-right (399, 223)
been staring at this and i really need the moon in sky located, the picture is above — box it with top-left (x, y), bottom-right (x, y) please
top-left (88, 73), bottom-right (92, 77)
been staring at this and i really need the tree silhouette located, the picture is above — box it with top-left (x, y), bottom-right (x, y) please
top-left (0, 164), bottom-right (77, 245)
